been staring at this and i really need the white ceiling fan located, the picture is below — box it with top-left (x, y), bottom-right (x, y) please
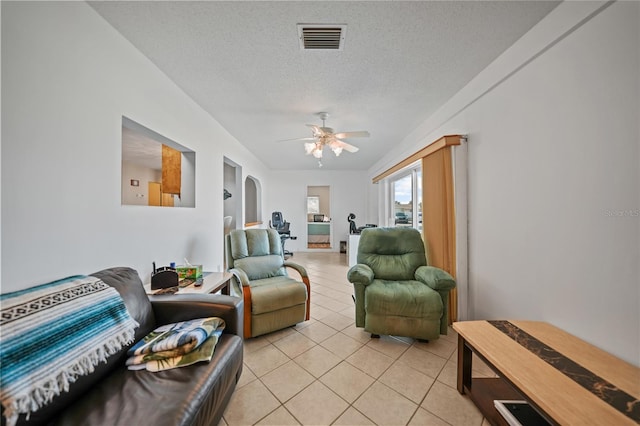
top-left (281, 112), bottom-right (370, 167)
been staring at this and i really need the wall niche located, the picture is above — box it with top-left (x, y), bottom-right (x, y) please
top-left (121, 117), bottom-right (195, 207)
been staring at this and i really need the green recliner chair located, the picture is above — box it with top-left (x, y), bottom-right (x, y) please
top-left (347, 227), bottom-right (456, 341)
top-left (226, 228), bottom-right (310, 338)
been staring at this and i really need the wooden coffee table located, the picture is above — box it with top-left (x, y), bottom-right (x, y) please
top-left (144, 271), bottom-right (233, 296)
top-left (453, 320), bottom-right (640, 426)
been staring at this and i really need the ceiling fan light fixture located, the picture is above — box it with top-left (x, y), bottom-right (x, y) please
top-left (287, 112), bottom-right (369, 166)
top-left (304, 142), bottom-right (316, 155)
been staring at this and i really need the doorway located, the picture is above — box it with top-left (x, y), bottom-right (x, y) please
top-left (306, 185), bottom-right (331, 249)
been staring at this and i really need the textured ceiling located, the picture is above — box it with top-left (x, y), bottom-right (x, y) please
top-left (92, 1), bottom-right (559, 171)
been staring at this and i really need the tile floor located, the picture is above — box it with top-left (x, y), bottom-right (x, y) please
top-left (220, 252), bottom-right (493, 426)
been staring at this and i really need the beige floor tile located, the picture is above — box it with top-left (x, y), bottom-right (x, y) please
top-left (353, 381), bottom-right (417, 426)
top-left (420, 381), bottom-right (483, 426)
top-left (338, 305), bottom-right (355, 317)
top-left (379, 362), bottom-right (436, 404)
top-left (437, 360), bottom-right (458, 389)
top-left (365, 335), bottom-right (411, 359)
top-left (322, 287), bottom-right (351, 302)
top-left (319, 361), bottom-right (375, 403)
top-left (398, 346), bottom-right (448, 379)
top-left (296, 320), bottom-right (338, 343)
top-left (318, 298), bottom-right (353, 313)
top-left (261, 360), bottom-right (315, 403)
top-left (412, 337), bottom-right (457, 359)
top-left (320, 331), bottom-right (364, 359)
top-left (408, 408), bottom-right (452, 426)
top-left (236, 364), bottom-right (257, 389)
top-left (294, 344), bottom-right (342, 378)
top-left (312, 293), bottom-right (336, 307)
top-left (341, 325), bottom-right (375, 344)
top-left (255, 406), bottom-right (301, 425)
top-left (295, 317), bottom-right (316, 329)
top-left (223, 380), bottom-right (281, 425)
top-left (244, 343), bottom-right (290, 377)
top-left (440, 326), bottom-right (459, 344)
top-left (320, 311), bottom-right (354, 331)
top-left (347, 345), bottom-right (395, 378)
top-left (244, 335), bottom-right (271, 353)
top-left (284, 381), bottom-right (349, 425)
top-left (333, 407), bottom-right (376, 426)
top-left (310, 304), bottom-right (333, 320)
top-left (263, 326), bottom-right (298, 343)
top-left (272, 331), bottom-right (317, 358)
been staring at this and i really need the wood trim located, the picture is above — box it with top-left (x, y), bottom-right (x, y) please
top-left (302, 276), bottom-right (311, 321)
top-left (244, 221), bottom-right (263, 228)
top-left (242, 285), bottom-right (252, 338)
top-left (372, 135), bottom-right (461, 183)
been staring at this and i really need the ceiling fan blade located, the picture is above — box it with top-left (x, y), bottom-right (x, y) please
top-left (276, 137), bottom-right (317, 142)
top-left (333, 138), bottom-right (359, 153)
top-left (333, 131), bottom-right (370, 139)
top-left (340, 142), bottom-right (359, 153)
top-left (306, 124), bottom-right (326, 137)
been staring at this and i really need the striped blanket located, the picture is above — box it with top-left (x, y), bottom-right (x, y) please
top-left (0, 275), bottom-right (139, 426)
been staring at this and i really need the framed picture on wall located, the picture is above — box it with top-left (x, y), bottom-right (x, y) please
top-left (307, 196), bottom-right (320, 214)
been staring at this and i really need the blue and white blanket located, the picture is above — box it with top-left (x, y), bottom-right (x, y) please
top-left (0, 275), bottom-right (139, 426)
top-left (126, 317), bottom-right (225, 372)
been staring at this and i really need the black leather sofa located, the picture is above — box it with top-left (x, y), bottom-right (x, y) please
top-left (1, 267), bottom-right (244, 426)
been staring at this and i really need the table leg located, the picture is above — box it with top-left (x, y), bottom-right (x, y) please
top-left (222, 279), bottom-right (230, 295)
top-left (457, 334), bottom-right (472, 394)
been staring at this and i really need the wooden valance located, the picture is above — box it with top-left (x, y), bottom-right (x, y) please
top-left (372, 135), bottom-right (461, 183)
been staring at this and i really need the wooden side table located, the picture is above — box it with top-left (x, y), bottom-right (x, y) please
top-left (143, 271), bottom-right (233, 296)
top-left (453, 320), bottom-right (640, 426)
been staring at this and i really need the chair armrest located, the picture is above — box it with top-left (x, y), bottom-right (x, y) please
top-left (347, 264), bottom-right (374, 286)
top-left (284, 261), bottom-right (309, 279)
top-left (347, 264), bottom-right (374, 328)
top-left (415, 266), bottom-right (456, 291)
top-left (228, 267), bottom-right (251, 287)
top-left (149, 294), bottom-right (244, 339)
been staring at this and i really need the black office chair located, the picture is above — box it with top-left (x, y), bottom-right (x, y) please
top-left (348, 213), bottom-right (377, 234)
top-left (270, 211), bottom-right (296, 256)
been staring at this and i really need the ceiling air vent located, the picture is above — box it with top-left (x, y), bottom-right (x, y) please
top-left (298, 24), bottom-right (347, 50)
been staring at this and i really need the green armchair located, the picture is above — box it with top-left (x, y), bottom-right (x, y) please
top-left (226, 229), bottom-right (310, 338)
top-left (347, 227), bottom-right (455, 341)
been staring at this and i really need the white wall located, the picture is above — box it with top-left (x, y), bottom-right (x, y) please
top-left (267, 170), bottom-right (370, 253)
top-left (369, 1), bottom-right (639, 365)
top-left (1, 2), bottom-right (269, 290)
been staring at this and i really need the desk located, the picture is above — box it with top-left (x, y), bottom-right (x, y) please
top-left (347, 234), bottom-right (360, 267)
top-left (453, 320), bottom-right (640, 426)
top-left (307, 222), bottom-right (331, 244)
top-left (144, 271), bottom-right (233, 296)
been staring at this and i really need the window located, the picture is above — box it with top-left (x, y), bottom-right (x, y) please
top-left (307, 196), bottom-right (320, 214)
top-left (389, 165), bottom-right (421, 230)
